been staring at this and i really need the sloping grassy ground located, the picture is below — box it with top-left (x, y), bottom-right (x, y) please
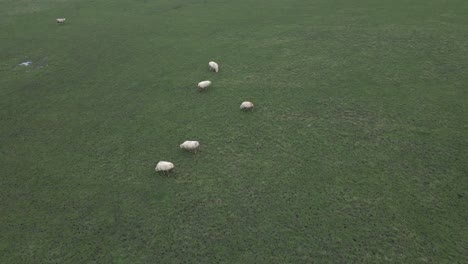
top-left (1, 0), bottom-right (467, 262)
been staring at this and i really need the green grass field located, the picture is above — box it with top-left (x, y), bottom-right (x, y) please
top-left (1, 0), bottom-right (467, 262)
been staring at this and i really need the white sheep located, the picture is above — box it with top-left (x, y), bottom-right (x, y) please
top-left (180, 141), bottom-right (200, 153)
top-left (155, 161), bottom-right (174, 174)
top-left (240, 101), bottom-right (254, 111)
top-left (197, 80), bottom-right (211, 91)
top-left (209, 61), bottom-right (219, 72)
top-left (56, 18), bottom-right (66, 23)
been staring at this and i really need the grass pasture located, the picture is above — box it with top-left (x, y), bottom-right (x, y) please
top-left (1, 0), bottom-right (467, 262)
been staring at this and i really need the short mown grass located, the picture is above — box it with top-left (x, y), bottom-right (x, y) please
top-left (1, 0), bottom-right (467, 262)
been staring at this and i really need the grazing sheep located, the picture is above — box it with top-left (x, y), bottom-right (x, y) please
top-left (197, 80), bottom-right (211, 91)
top-left (240, 101), bottom-right (254, 111)
top-left (155, 161), bottom-right (174, 174)
top-left (180, 141), bottom-right (200, 153)
top-left (56, 18), bottom-right (66, 23)
top-left (209, 61), bottom-right (219, 72)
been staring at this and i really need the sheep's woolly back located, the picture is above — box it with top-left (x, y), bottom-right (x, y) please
top-left (180, 141), bottom-right (200, 150)
top-left (240, 101), bottom-right (254, 109)
top-left (209, 61), bottom-right (219, 72)
top-left (198, 80), bottom-right (211, 89)
top-left (155, 161), bottom-right (174, 171)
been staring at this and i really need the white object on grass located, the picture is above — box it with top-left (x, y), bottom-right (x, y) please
top-left (240, 101), bottom-right (254, 111)
top-left (209, 61), bottom-right (219, 72)
top-left (197, 80), bottom-right (211, 91)
top-left (155, 161), bottom-right (174, 173)
top-left (180, 141), bottom-right (200, 153)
